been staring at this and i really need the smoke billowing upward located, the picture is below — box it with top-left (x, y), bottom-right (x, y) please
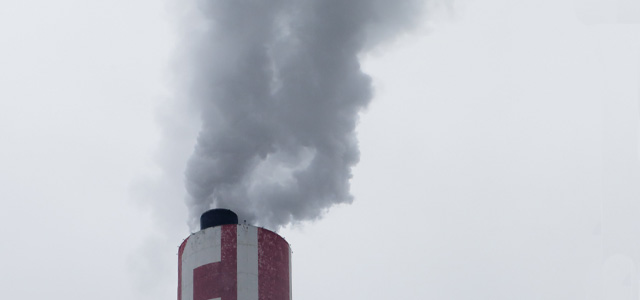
top-left (179, 0), bottom-right (426, 230)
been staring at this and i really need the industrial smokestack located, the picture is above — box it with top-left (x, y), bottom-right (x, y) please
top-left (178, 0), bottom-right (427, 230)
top-left (179, 209), bottom-right (292, 300)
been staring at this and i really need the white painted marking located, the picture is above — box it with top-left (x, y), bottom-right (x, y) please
top-left (237, 225), bottom-right (259, 300)
top-left (181, 227), bottom-right (222, 300)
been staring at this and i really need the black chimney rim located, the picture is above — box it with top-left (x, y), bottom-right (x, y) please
top-left (200, 208), bottom-right (239, 231)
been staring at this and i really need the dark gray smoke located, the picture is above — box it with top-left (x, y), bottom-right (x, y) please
top-left (179, 0), bottom-right (427, 230)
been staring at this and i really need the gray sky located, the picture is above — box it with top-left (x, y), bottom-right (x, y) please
top-left (1, 0), bottom-right (640, 299)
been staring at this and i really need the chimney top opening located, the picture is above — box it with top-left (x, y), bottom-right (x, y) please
top-left (200, 209), bottom-right (238, 230)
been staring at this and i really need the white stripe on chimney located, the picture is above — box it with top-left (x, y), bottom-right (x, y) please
top-left (237, 224), bottom-right (259, 300)
top-left (181, 227), bottom-right (222, 300)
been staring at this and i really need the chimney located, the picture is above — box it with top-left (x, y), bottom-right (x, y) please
top-left (178, 209), bottom-right (292, 300)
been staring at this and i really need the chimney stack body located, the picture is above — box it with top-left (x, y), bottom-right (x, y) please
top-left (178, 209), bottom-right (292, 300)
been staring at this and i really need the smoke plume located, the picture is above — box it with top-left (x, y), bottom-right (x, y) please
top-left (179, 0), bottom-right (426, 230)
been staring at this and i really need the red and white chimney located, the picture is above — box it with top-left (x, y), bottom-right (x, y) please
top-left (178, 209), bottom-right (292, 300)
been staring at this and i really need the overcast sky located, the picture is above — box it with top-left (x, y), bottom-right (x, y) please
top-left (1, 0), bottom-right (640, 299)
